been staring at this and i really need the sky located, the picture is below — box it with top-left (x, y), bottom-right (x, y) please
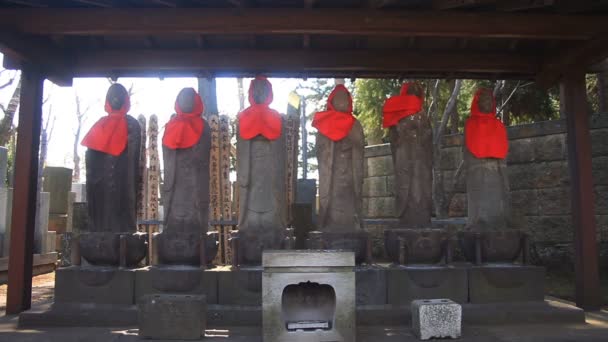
top-left (0, 53), bottom-right (320, 180)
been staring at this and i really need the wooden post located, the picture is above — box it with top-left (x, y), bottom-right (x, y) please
top-left (560, 72), bottom-right (601, 310)
top-left (6, 67), bottom-right (44, 315)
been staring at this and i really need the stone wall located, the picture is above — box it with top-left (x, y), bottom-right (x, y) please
top-left (362, 115), bottom-right (608, 264)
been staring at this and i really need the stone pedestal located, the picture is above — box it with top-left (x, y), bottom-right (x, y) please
top-left (135, 266), bottom-right (218, 304)
top-left (71, 183), bottom-right (86, 202)
top-left (356, 265), bottom-right (387, 305)
top-left (217, 267), bottom-right (262, 305)
top-left (55, 266), bottom-right (136, 305)
top-left (35, 192), bottom-right (50, 254)
top-left (72, 202), bottom-right (87, 234)
top-left (0, 188), bottom-right (12, 257)
top-left (138, 294), bottom-right (206, 340)
top-left (468, 265), bottom-right (545, 303)
top-left (388, 266), bottom-right (468, 305)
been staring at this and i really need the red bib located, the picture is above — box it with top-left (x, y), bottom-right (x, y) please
top-left (238, 76), bottom-right (282, 140)
top-left (465, 89), bottom-right (509, 159)
top-left (312, 84), bottom-right (356, 142)
top-left (163, 92), bottom-right (205, 149)
top-left (382, 82), bottom-right (424, 128)
top-left (81, 98), bottom-right (130, 156)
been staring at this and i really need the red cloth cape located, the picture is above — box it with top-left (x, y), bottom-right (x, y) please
top-left (312, 84), bottom-right (356, 142)
top-left (81, 98), bottom-right (130, 156)
top-left (238, 76), bottom-right (282, 140)
top-left (464, 89), bottom-right (509, 159)
top-left (162, 91), bottom-right (205, 149)
top-left (382, 82), bottom-right (424, 128)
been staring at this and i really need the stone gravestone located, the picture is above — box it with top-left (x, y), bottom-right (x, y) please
top-left (34, 192), bottom-right (50, 254)
top-left (0, 146), bottom-right (8, 257)
top-left (71, 183), bottom-right (86, 203)
top-left (44, 167), bottom-right (73, 252)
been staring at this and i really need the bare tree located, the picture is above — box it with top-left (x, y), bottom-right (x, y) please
top-left (73, 92), bottom-right (90, 183)
top-left (237, 78), bottom-right (245, 111)
top-left (0, 77), bottom-right (21, 146)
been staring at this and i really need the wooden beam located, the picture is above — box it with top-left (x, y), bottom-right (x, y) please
top-left (433, 0), bottom-right (495, 9)
top-left (62, 48), bottom-right (541, 77)
top-left (537, 38), bottom-right (608, 87)
top-left (0, 8), bottom-right (607, 40)
top-left (560, 72), bottom-right (601, 311)
top-left (5, 66), bottom-right (43, 315)
top-left (497, 0), bottom-right (555, 11)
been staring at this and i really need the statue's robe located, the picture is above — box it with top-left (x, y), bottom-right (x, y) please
top-left (316, 120), bottom-right (364, 232)
top-left (86, 115), bottom-right (141, 233)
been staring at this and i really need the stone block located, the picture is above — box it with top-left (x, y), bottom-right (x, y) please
top-left (66, 192), bottom-right (75, 233)
top-left (596, 186), bottom-right (608, 215)
top-left (0, 147), bottom-right (7, 187)
top-left (509, 162), bottom-right (569, 190)
top-left (48, 213), bottom-right (68, 233)
top-left (525, 216), bottom-right (573, 243)
top-left (441, 134), bottom-right (463, 148)
top-left (46, 231), bottom-right (57, 254)
top-left (365, 196), bottom-right (395, 218)
top-left (591, 128), bottom-right (608, 157)
top-left (1, 188), bottom-right (12, 258)
top-left (511, 189), bottom-right (539, 216)
top-left (386, 175), bottom-right (396, 196)
top-left (387, 267), bottom-right (468, 305)
top-left (508, 138), bottom-right (536, 164)
top-left (43, 166), bottom-right (73, 214)
top-left (538, 187), bottom-right (571, 215)
top-left (55, 267), bottom-right (136, 305)
top-left (468, 265), bottom-right (545, 303)
top-left (534, 134), bottom-right (566, 162)
top-left (217, 267), bottom-right (262, 305)
top-left (356, 266), bottom-right (387, 305)
top-left (366, 155), bottom-right (393, 177)
top-left (135, 266), bottom-right (218, 304)
top-left (412, 299), bottom-right (462, 340)
top-left (439, 147), bottom-right (462, 170)
top-left (59, 232), bottom-right (71, 266)
top-left (363, 176), bottom-right (388, 197)
top-left (364, 143), bottom-right (392, 158)
top-left (592, 156), bottom-right (608, 185)
top-left (448, 193), bottom-right (466, 218)
top-left (138, 294), bottom-right (206, 340)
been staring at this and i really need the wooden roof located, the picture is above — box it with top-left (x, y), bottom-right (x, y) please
top-left (1, 0), bottom-right (608, 86)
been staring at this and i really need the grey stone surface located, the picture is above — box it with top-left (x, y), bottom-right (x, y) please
top-left (0, 188), bottom-right (12, 257)
top-left (356, 266), bottom-right (387, 305)
top-left (0, 146), bottom-right (7, 188)
top-left (387, 266), bottom-right (468, 305)
top-left (71, 202), bottom-right (87, 235)
top-left (71, 183), bottom-right (86, 202)
top-left (134, 266), bottom-right (218, 304)
top-left (366, 196), bottom-right (395, 218)
top-left (366, 155), bottom-right (393, 177)
top-left (34, 192), bottom-right (50, 254)
top-left (262, 251), bottom-right (355, 342)
top-left (412, 299), bottom-right (462, 340)
top-left (43, 167), bottom-right (73, 214)
top-left (55, 267), bottom-right (136, 305)
top-left (59, 232), bottom-right (72, 266)
top-left (218, 267), bottom-right (262, 305)
top-left (468, 265), bottom-right (545, 304)
top-left (138, 294), bottom-right (206, 340)
top-left (363, 176), bottom-right (389, 197)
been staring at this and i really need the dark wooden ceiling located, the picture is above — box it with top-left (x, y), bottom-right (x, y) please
top-left (1, 0), bottom-right (607, 85)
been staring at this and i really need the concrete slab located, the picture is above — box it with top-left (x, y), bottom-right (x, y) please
top-left (387, 266), bottom-right (468, 305)
top-left (134, 266), bottom-right (218, 304)
top-left (138, 294), bottom-right (206, 340)
top-left (468, 265), bottom-right (545, 303)
top-left (54, 267), bottom-right (135, 305)
top-left (412, 299), bottom-right (462, 340)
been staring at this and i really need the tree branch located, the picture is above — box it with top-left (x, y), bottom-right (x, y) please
top-left (434, 79), bottom-right (462, 146)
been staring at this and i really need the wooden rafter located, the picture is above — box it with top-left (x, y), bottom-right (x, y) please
top-left (432, 0), bottom-right (495, 9)
top-left (497, 0), bottom-right (555, 11)
top-left (0, 8), bottom-right (606, 40)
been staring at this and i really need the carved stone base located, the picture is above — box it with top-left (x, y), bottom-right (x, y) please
top-left (384, 228), bottom-right (449, 265)
top-left (79, 232), bottom-right (147, 267)
top-left (55, 266), bottom-right (136, 305)
top-left (468, 265), bottom-right (545, 303)
top-left (154, 231), bottom-right (218, 266)
top-left (356, 265), bottom-right (387, 305)
top-left (217, 267), bottom-right (263, 306)
top-left (307, 230), bottom-right (370, 264)
top-left (458, 230), bottom-right (527, 264)
top-left (387, 266), bottom-right (468, 305)
top-left (134, 266), bottom-right (218, 304)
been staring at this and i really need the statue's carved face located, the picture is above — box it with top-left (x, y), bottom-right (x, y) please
top-left (331, 88), bottom-right (350, 112)
top-left (106, 83), bottom-right (129, 110)
top-left (252, 79), bottom-right (271, 104)
top-left (477, 89), bottom-right (494, 114)
top-left (176, 87), bottom-right (197, 113)
top-left (406, 83), bottom-right (423, 98)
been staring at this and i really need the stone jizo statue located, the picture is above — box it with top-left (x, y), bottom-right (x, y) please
top-left (237, 76), bottom-right (287, 265)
